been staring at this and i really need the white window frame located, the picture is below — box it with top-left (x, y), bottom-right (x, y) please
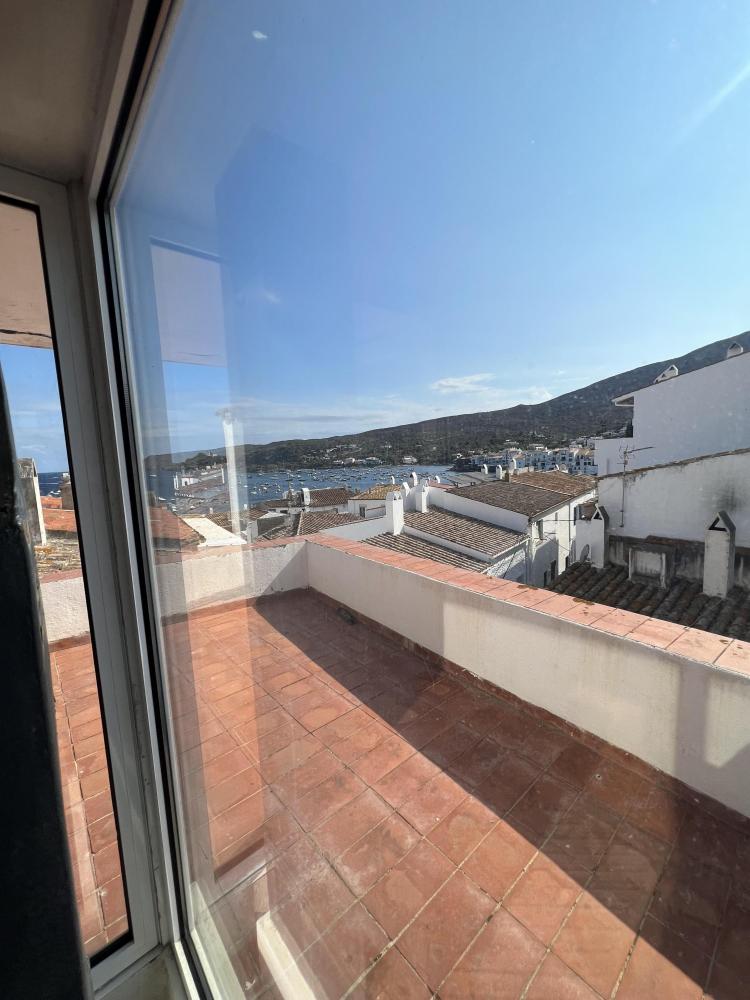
top-left (0, 164), bottom-right (163, 991)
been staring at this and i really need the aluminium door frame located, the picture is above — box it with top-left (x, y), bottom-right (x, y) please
top-left (0, 163), bottom-right (162, 992)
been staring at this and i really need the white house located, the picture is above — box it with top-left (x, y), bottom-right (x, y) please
top-left (422, 470), bottom-right (597, 587)
top-left (595, 342), bottom-right (750, 475)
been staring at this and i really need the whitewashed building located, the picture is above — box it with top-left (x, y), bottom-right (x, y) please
top-left (595, 343), bottom-right (750, 475)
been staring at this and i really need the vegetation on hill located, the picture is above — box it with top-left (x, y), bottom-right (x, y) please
top-left (146, 332), bottom-right (750, 470)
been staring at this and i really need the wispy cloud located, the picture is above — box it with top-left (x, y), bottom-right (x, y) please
top-left (430, 373), bottom-right (496, 394)
top-left (252, 30), bottom-right (268, 41)
top-left (676, 59), bottom-right (750, 144)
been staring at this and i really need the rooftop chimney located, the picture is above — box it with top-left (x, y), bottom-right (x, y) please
top-left (17, 458), bottom-right (46, 546)
top-left (301, 486), bottom-right (311, 507)
top-left (409, 471), bottom-right (418, 487)
top-left (703, 511), bottom-right (735, 598)
top-left (726, 342), bottom-right (744, 358)
top-left (60, 472), bottom-right (74, 510)
top-left (414, 481), bottom-right (429, 513)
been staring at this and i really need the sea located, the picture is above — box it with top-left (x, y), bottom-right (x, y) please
top-left (39, 465), bottom-right (455, 512)
top-left (149, 464), bottom-right (454, 514)
top-left (38, 471), bottom-right (65, 496)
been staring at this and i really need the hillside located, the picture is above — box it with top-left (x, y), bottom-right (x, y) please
top-left (147, 332), bottom-right (750, 469)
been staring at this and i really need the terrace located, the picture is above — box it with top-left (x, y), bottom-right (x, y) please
top-left (47, 535), bottom-right (750, 998)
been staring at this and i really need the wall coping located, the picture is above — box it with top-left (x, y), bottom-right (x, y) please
top-left (306, 533), bottom-right (750, 681)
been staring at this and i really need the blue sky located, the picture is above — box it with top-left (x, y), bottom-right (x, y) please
top-left (8, 0), bottom-right (750, 468)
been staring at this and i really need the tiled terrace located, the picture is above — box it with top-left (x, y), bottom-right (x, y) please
top-left (152, 589), bottom-right (750, 999)
top-left (51, 642), bottom-right (127, 954)
top-left (49, 574), bottom-right (750, 994)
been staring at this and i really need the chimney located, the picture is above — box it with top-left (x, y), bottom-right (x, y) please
top-left (17, 458), bottom-right (46, 546)
top-left (386, 492), bottom-right (404, 534)
top-left (414, 481), bottom-right (429, 513)
top-left (409, 471), bottom-right (418, 488)
top-left (390, 475), bottom-right (396, 485)
top-left (703, 511), bottom-right (735, 598)
top-left (301, 486), bottom-right (311, 507)
top-left (60, 472), bottom-right (74, 510)
top-left (726, 342), bottom-right (744, 359)
top-left (481, 464), bottom-right (488, 475)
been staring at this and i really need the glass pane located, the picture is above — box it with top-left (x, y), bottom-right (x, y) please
top-left (0, 198), bottom-right (129, 957)
top-left (111, 2), bottom-right (750, 997)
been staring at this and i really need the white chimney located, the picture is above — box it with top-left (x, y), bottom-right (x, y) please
top-left (727, 342), bottom-right (744, 358)
top-left (17, 458), bottom-right (46, 546)
top-left (386, 492), bottom-right (404, 534)
top-left (301, 486), bottom-right (311, 507)
top-left (481, 464), bottom-right (489, 475)
top-left (703, 511), bottom-right (735, 598)
top-left (390, 475), bottom-right (396, 484)
top-left (415, 481), bottom-right (429, 513)
top-left (434, 475), bottom-right (440, 483)
top-left (410, 471), bottom-right (418, 487)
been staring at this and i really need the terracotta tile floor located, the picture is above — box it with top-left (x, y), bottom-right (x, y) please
top-left (51, 643), bottom-right (128, 955)
top-left (59, 590), bottom-right (750, 997)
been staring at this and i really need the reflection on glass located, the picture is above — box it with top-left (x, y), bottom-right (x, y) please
top-left (112, 1), bottom-right (750, 996)
top-left (0, 200), bottom-right (129, 955)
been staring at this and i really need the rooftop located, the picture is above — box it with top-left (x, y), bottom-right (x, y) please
top-left (365, 531), bottom-right (488, 572)
top-left (147, 505), bottom-right (203, 546)
top-left (43, 506), bottom-right (78, 535)
top-left (353, 484), bottom-right (400, 500)
top-left (519, 471), bottom-right (598, 498)
top-left (263, 510), bottom-right (361, 539)
top-left (450, 479), bottom-right (583, 518)
top-left (551, 562), bottom-right (750, 642)
top-left (207, 507), bottom-right (274, 531)
top-left (56, 589), bottom-right (750, 997)
top-left (403, 508), bottom-right (523, 558)
top-left (291, 487), bottom-right (355, 508)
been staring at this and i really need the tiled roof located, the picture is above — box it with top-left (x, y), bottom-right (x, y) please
top-left (450, 479), bottom-right (572, 517)
top-left (365, 532), bottom-right (487, 572)
top-left (206, 506), bottom-right (270, 531)
top-left (262, 510), bottom-right (360, 539)
top-left (518, 471), bottom-right (597, 498)
top-left (404, 509), bottom-right (523, 558)
top-left (43, 507), bottom-right (78, 535)
top-left (40, 495), bottom-right (62, 508)
top-left (354, 484), bottom-right (399, 500)
top-left (148, 506), bottom-right (203, 546)
top-left (291, 487), bottom-right (355, 508)
top-left (42, 502), bottom-right (202, 547)
top-left (551, 562), bottom-right (750, 641)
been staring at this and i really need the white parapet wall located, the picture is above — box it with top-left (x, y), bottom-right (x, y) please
top-left (41, 540), bottom-right (308, 644)
top-left (307, 542), bottom-right (750, 817)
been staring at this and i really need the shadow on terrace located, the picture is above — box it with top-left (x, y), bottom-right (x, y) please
top-left (170, 582), bottom-right (749, 1000)
top-left (47, 535), bottom-right (750, 998)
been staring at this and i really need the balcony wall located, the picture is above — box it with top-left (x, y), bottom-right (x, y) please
top-left (306, 537), bottom-right (750, 818)
top-left (41, 533), bottom-right (750, 818)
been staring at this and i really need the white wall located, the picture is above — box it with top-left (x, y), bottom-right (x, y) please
top-left (324, 515), bottom-right (390, 541)
top-left (599, 449), bottom-right (750, 545)
top-left (622, 351), bottom-right (750, 470)
top-left (594, 438), bottom-right (630, 476)
top-left (307, 543), bottom-right (750, 817)
top-left (42, 541), bottom-right (308, 643)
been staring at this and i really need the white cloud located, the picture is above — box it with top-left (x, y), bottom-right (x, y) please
top-left (252, 30), bottom-right (268, 41)
top-left (430, 373), bottom-right (496, 394)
